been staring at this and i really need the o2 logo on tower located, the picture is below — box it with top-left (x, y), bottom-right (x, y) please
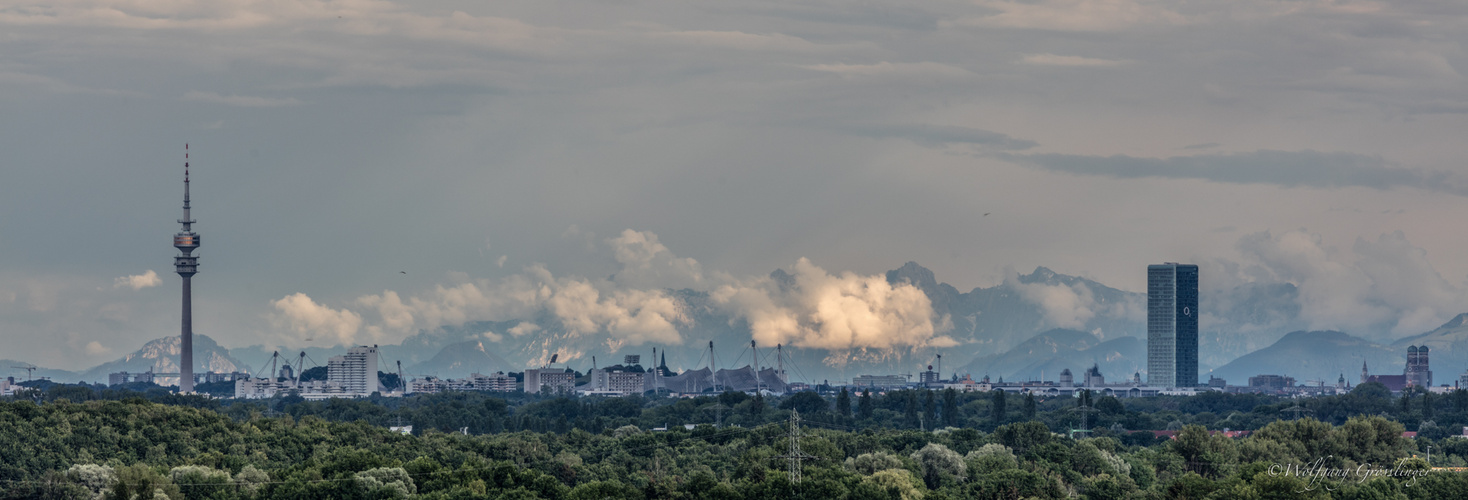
top-left (1182, 307), bottom-right (1191, 317)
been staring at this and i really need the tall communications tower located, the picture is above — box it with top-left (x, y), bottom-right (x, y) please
top-left (173, 145), bottom-right (200, 393)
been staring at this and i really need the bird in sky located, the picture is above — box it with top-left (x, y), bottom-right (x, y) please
top-left (983, 213), bottom-right (990, 217)
top-left (400, 271), bottom-right (406, 274)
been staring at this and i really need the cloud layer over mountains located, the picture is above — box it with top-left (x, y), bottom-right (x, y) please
top-left (1207, 229), bottom-right (1468, 337)
top-left (270, 227), bottom-right (1468, 372)
top-left (272, 230), bottom-right (952, 358)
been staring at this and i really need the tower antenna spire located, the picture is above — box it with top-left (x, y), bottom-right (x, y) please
top-left (173, 144), bottom-right (201, 393)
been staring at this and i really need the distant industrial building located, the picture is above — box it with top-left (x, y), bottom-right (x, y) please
top-left (234, 345), bottom-right (385, 400)
top-left (581, 369), bottom-right (647, 396)
top-left (1148, 263), bottom-right (1198, 388)
top-left (109, 371), bottom-right (155, 386)
top-left (1247, 374), bottom-right (1295, 392)
top-left (919, 355), bottom-right (945, 387)
top-left (852, 374), bottom-right (910, 389)
top-left (919, 368), bottom-right (941, 386)
top-left (1083, 364), bottom-right (1105, 387)
top-left (411, 372), bottom-right (518, 394)
top-left (523, 368), bottom-right (575, 394)
top-left (110, 370), bottom-right (246, 387)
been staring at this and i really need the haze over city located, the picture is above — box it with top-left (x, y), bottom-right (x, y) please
top-left (3, 0), bottom-right (1468, 379)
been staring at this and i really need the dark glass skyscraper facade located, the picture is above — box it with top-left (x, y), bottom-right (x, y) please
top-left (1148, 263), bottom-right (1198, 388)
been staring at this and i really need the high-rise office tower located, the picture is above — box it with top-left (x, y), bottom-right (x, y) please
top-left (173, 145), bottom-right (200, 393)
top-left (1147, 263), bottom-right (1198, 388)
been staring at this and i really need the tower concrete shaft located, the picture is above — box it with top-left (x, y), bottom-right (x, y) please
top-left (173, 145), bottom-right (200, 393)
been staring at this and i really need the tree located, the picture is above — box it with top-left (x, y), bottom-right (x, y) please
top-left (903, 391), bottom-right (919, 427)
top-left (111, 464), bottom-right (181, 500)
top-left (1424, 391), bottom-right (1435, 420)
top-left (777, 391), bottom-right (828, 415)
top-left (943, 389), bottom-right (959, 426)
top-left (837, 388), bottom-right (852, 419)
top-left (750, 393), bottom-right (766, 416)
top-left (994, 421), bottom-right (1052, 453)
top-left (859, 389), bottom-right (874, 420)
top-left (1023, 392), bottom-right (1037, 420)
top-left (923, 390), bottom-right (936, 428)
top-left (992, 390), bottom-right (1007, 424)
top-left (1171, 425), bottom-right (1238, 479)
top-left (299, 366), bottom-right (328, 382)
top-left (911, 443), bottom-right (968, 489)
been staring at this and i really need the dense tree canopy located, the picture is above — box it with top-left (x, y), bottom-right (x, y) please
top-left (3, 383), bottom-right (1467, 499)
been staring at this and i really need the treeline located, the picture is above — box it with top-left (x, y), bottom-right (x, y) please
top-left (14, 381), bottom-right (1468, 440)
top-left (0, 396), bottom-right (1461, 500)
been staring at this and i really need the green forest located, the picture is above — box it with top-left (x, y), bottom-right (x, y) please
top-left (4, 382), bottom-right (1468, 499)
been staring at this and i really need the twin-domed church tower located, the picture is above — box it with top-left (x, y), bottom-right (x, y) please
top-left (173, 145), bottom-right (200, 393)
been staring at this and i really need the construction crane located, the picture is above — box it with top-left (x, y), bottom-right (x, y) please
top-left (11, 364), bottom-right (37, 382)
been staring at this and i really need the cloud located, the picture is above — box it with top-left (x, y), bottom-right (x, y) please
top-left (292, 229), bottom-right (947, 352)
top-left (272, 293), bottom-right (364, 346)
top-left (606, 229), bottom-right (705, 289)
top-left (651, 30), bottom-right (827, 52)
top-left (999, 150), bottom-right (1468, 196)
top-left (508, 322), bottom-right (540, 337)
top-left (1008, 273), bottom-right (1098, 330)
top-left (183, 91), bottom-right (301, 107)
top-left (113, 270), bottom-right (161, 290)
top-left (1020, 54), bottom-right (1130, 67)
top-left (347, 263), bottom-right (689, 346)
top-left (1003, 268), bottom-right (1142, 334)
top-left (711, 258), bottom-right (953, 351)
top-left (83, 341), bottom-right (110, 356)
top-left (802, 61), bottom-right (974, 78)
top-left (842, 123), bottom-right (1039, 150)
top-left (496, 255), bottom-right (507, 268)
top-left (954, 0), bottom-right (1189, 31)
top-left (1226, 229), bottom-right (1468, 336)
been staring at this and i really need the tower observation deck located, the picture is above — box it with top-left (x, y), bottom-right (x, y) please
top-left (174, 145), bottom-right (200, 393)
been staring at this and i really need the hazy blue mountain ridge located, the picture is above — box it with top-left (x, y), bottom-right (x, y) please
top-left (1209, 330), bottom-right (1400, 385)
top-left (37, 262), bottom-right (1460, 387)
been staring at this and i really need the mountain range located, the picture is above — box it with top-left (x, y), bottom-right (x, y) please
top-left (13, 262), bottom-right (1464, 387)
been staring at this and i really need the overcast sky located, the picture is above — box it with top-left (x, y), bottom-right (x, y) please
top-left (3, 0), bottom-right (1468, 371)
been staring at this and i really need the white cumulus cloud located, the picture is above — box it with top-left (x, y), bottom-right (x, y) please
top-left (711, 258), bottom-right (953, 351)
top-left (272, 292), bottom-right (364, 346)
top-left (113, 270), bottom-right (161, 290)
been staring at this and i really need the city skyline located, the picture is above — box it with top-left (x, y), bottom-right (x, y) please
top-left (3, 1), bottom-right (1468, 372)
